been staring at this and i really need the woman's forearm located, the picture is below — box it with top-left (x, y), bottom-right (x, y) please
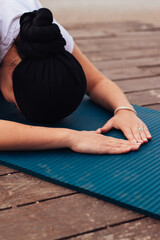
top-left (72, 44), bottom-right (133, 113)
top-left (88, 77), bottom-right (133, 113)
top-left (0, 120), bottom-right (73, 151)
top-left (0, 120), bottom-right (139, 154)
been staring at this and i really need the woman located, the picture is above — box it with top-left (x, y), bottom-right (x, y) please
top-left (0, 0), bottom-right (151, 154)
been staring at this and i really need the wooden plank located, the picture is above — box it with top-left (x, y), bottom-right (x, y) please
top-left (141, 66), bottom-right (160, 75)
top-left (85, 49), bottom-right (160, 62)
top-left (126, 90), bottom-right (160, 105)
top-left (114, 77), bottom-right (160, 93)
top-left (93, 57), bottom-right (160, 71)
top-left (146, 104), bottom-right (160, 111)
top-left (102, 67), bottom-right (160, 81)
top-left (72, 30), bottom-right (160, 40)
top-left (72, 218), bottom-right (160, 240)
top-left (0, 194), bottom-right (142, 240)
top-left (0, 172), bottom-right (74, 209)
top-left (75, 38), bottom-right (160, 53)
top-left (0, 165), bottom-right (18, 175)
top-left (66, 22), bottom-right (155, 34)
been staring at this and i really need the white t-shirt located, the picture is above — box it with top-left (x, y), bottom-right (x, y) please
top-left (0, 0), bottom-right (74, 63)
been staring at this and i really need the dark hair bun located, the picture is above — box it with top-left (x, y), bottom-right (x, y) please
top-left (16, 8), bottom-right (66, 58)
top-left (32, 8), bottom-right (53, 26)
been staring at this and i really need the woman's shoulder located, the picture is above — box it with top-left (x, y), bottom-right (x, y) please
top-left (0, 0), bottom-right (42, 63)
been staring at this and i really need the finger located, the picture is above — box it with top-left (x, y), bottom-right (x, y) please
top-left (97, 129), bottom-right (141, 150)
top-left (93, 136), bottom-right (141, 154)
top-left (105, 146), bottom-right (132, 154)
top-left (102, 136), bottom-right (141, 151)
top-left (95, 128), bottom-right (102, 134)
top-left (100, 120), bottom-right (113, 134)
top-left (138, 127), bottom-right (148, 143)
top-left (94, 144), bottom-right (132, 154)
top-left (121, 127), bottom-right (137, 142)
top-left (130, 143), bottom-right (141, 151)
top-left (119, 141), bottom-right (141, 150)
top-left (131, 127), bottom-right (143, 143)
top-left (111, 140), bottom-right (141, 151)
top-left (105, 136), bottom-right (137, 146)
top-left (104, 136), bottom-right (142, 150)
top-left (143, 125), bottom-right (152, 139)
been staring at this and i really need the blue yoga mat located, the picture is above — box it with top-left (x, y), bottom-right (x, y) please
top-left (0, 94), bottom-right (159, 219)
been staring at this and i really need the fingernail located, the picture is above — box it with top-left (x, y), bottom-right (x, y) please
top-left (138, 140), bottom-right (143, 143)
top-left (96, 128), bottom-right (101, 133)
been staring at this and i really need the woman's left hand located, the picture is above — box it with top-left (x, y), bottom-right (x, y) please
top-left (96, 110), bottom-right (152, 144)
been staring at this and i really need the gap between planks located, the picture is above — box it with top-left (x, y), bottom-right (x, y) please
top-left (55, 216), bottom-right (147, 240)
top-left (0, 193), bottom-right (143, 240)
top-left (0, 192), bottom-right (78, 212)
top-left (64, 217), bottom-right (160, 240)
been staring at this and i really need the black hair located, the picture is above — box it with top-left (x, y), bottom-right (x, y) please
top-left (12, 8), bottom-right (86, 124)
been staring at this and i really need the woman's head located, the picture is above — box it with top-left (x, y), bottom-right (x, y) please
top-left (13, 8), bottom-right (86, 123)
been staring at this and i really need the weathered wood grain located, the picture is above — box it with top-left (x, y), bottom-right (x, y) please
top-left (0, 165), bottom-right (19, 175)
top-left (85, 48), bottom-right (160, 62)
top-left (70, 30), bottom-right (160, 42)
top-left (0, 194), bottom-right (142, 240)
top-left (93, 57), bottom-right (160, 71)
top-left (141, 66), bottom-right (160, 75)
top-left (72, 30), bottom-right (160, 42)
top-left (146, 104), bottom-right (160, 111)
top-left (102, 67), bottom-right (160, 81)
top-left (75, 38), bottom-right (160, 54)
top-left (71, 218), bottom-right (160, 240)
top-left (0, 172), bottom-right (74, 209)
top-left (115, 76), bottom-right (160, 93)
top-left (66, 22), bottom-right (155, 34)
top-left (126, 90), bottom-right (160, 105)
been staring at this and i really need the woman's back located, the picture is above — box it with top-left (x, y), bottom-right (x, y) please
top-left (0, 0), bottom-right (74, 63)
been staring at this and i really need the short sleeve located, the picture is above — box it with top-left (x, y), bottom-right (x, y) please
top-left (54, 19), bottom-right (74, 54)
top-left (0, 0), bottom-right (74, 62)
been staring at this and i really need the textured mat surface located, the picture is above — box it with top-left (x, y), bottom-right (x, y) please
top-left (0, 95), bottom-right (160, 219)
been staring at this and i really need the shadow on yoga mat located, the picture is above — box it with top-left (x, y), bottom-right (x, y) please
top-left (0, 94), bottom-right (159, 219)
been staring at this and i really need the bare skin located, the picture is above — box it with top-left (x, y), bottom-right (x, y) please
top-left (0, 43), bottom-right (151, 154)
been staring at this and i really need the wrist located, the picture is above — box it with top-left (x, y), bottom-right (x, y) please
top-left (44, 127), bottom-right (77, 150)
top-left (62, 128), bottom-right (78, 149)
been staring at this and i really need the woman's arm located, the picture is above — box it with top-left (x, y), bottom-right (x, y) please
top-left (0, 120), bottom-right (140, 153)
top-left (0, 120), bottom-right (72, 151)
top-left (72, 44), bottom-right (151, 143)
top-left (72, 44), bottom-right (132, 111)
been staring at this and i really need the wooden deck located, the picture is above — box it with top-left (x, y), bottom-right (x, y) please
top-left (0, 21), bottom-right (160, 240)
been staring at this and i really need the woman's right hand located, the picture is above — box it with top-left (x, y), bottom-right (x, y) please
top-left (67, 130), bottom-right (141, 154)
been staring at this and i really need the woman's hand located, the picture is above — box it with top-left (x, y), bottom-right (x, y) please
top-left (68, 130), bottom-right (141, 154)
top-left (97, 110), bottom-right (152, 144)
